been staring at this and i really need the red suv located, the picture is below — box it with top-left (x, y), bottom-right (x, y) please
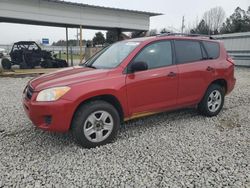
top-left (23, 34), bottom-right (236, 148)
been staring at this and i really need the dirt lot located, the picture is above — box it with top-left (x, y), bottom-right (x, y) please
top-left (0, 67), bottom-right (249, 187)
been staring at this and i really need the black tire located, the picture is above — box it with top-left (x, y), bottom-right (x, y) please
top-left (55, 59), bottom-right (68, 68)
top-left (198, 84), bottom-right (225, 117)
top-left (1, 58), bottom-right (12, 70)
top-left (61, 60), bottom-right (69, 67)
top-left (60, 60), bottom-right (68, 67)
top-left (63, 61), bottom-right (69, 67)
top-left (71, 100), bottom-right (120, 148)
top-left (41, 60), bottom-right (53, 68)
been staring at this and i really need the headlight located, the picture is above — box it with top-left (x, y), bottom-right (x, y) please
top-left (36, 86), bottom-right (71, 102)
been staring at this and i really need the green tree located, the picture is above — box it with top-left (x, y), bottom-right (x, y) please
top-left (106, 30), bottom-right (118, 44)
top-left (190, 19), bottom-right (211, 35)
top-left (190, 7), bottom-right (225, 35)
top-left (221, 7), bottom-right (250, 33)
top-left (92, 32), bottom-right (105, 46)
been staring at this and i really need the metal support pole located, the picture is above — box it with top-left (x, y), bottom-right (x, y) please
top-left (79, 25), bottom-right (83, 64)
top-left (70, 46), bottom-right (73, 67)
top-left (117, 28), bottom-right (122, 41)
top-left (66, 27), bottom-right (69, 65)
top-left (76, 28), bottom-right (79, 46)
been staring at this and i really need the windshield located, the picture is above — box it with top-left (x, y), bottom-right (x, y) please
top-left (85, 41), bottom-right (140, 69)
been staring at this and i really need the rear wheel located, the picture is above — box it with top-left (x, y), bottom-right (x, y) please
top-left (59, 60), bottom-right (68, 67)
top-left (198, 84), bottom-right (225, 117)
top-left (71, 100), bottom-right (120, 148)
top-left (41, 60), bottom-right (53, 68)
top-left (1, 58), bottom-right (12, 70)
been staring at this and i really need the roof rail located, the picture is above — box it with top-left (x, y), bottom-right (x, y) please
top-left (157, 32), bottom-right (215, 39)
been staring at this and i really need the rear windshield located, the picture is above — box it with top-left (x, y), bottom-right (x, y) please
top-left (202, 41), bottom-right (220, 59)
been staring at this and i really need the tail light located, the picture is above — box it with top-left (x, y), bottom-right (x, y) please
top-left (226, 54), bottom-right (235, 65)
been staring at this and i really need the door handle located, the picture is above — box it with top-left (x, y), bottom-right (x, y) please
top-left (207, 66), bottom-right (214, 71)
top-left (167, 72), bottom-right (177, 77)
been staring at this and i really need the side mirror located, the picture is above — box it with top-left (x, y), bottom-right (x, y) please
top-left (130, 61), bottom-right (148, 73)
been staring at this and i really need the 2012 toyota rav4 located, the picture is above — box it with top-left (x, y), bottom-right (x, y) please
top-left (23, 34), bottom-right (236, 148)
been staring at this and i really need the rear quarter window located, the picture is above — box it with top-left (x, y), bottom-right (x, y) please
top-left (202, 41), bottom-right (220, 59)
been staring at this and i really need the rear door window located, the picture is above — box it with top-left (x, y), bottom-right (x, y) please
top-left (202, 41), bottom-right (220, 59)
top-left (174, 40), bottom-right (203, 64)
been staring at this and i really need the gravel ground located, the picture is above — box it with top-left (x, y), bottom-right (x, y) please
top-left (0, 67), bottom-right (249, 188)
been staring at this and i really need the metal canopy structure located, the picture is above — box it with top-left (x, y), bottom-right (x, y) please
top-left (0, 0), bottom-right (161, 64)
top-left (0, 0), bottom-right (161, 31)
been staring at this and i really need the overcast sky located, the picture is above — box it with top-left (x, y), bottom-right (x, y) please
top-left (0, 0), bottom-right (249, 44)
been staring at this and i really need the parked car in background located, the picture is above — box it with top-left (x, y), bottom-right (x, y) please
top-left (0, 48), bottom-right (7, 58)
top-left (23, 34), bottom-right (236, 148)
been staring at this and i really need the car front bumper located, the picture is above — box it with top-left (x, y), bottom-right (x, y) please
top-left (23, 96), bottom-right (74, 132)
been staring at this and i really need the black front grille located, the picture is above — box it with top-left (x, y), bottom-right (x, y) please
top-left (26, 85), bottom-right (34, 100)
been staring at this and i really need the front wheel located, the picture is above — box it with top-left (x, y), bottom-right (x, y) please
top-left (1, 58), bottom-right (12, 70)
top-left (198, 84), bottom-right (225, 117)
top-left (71, 101), bottom-right (120, 148)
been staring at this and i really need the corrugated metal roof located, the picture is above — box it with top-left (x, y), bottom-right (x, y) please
top-left (42, 0), bottom-right (162, 16)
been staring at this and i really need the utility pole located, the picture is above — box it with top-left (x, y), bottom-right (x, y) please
top-left (181, 16), bottom-right (185, 33)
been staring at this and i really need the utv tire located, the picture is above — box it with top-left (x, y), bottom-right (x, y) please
top-left (198, 84), bottom-right (225, 117)
top-left (41, 60), bottom-right (53, 68)
top-left (71, 100), bottom-right (120, 148)
top-left (61, 60), bottom-right (68, 67)
top-left (1, 58), bottom-right (11, 70)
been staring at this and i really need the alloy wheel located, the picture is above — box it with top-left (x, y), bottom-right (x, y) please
top-left (83, 111), bottom-right (114, 143)
top-left (207, 90), bottom-right (222, 113)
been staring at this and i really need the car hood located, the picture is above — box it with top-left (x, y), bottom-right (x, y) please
top-left (30, 66), bottom-right (110, 91)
